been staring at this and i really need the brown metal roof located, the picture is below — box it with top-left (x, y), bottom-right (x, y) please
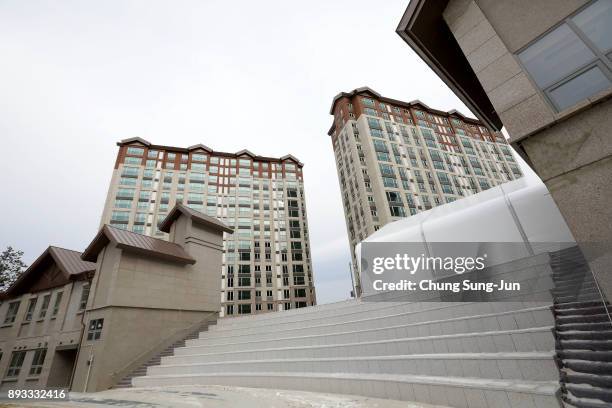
top-left (3, 246), bottom-right (96, 297)
top-left (81, 225), bottom-right (196, 265)
top-left (159, 204), bottom-right (234, 234)
top-left (48, 247), bottom-right (97, 275)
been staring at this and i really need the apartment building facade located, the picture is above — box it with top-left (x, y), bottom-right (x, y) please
top-left (328, 87), bottom-right (522, 294)
top-left (100, 138), bottom-right (316, 317)
top-left (397, 0), bottom-right (612, 299)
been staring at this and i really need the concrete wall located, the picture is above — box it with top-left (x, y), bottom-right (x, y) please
top-left (443, 0), bottom-right (612, 299)
top-left (71, 213), bottom-right (225, 391)
top-left (169, 216), bottom-right (225, 312)
top-left (0, 279), bottom-right (88, 390)
top-left (71, 307), bottom-right (208, 392)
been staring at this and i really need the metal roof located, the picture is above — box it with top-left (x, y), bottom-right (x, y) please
top-left (159, 204), bottom-right (233, 234)
top-left (2, 246), bottom-right (96, 297)
top-left (81, 225), bottom-right (196, 265)
top-left (48, 247), bottom-right (97, 275)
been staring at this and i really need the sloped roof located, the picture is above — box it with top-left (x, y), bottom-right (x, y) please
top-left (159, 204), bottom-right (233, 234)
top-left (3, 246), bottom-right (96, 297)
top-left (187, 144), bottom-right (213, 152)
top-left (280, 154), bottom-right (303, 166)
top-left (81, 225), bottom-right (195, 264)
top-left (116, 137), bottom-right (151, 146)
top-left (328, 86), bottom-right (481, 125)
top-left (235, 149), bottom-right (256, 157)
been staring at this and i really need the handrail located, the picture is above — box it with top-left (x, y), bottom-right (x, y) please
top-left (110, 312), bottom-right (217, 385)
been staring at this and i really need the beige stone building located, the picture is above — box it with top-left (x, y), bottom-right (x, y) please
top-left (99, 138), bottom-right (316, 317)
top-left (328, 87), bottom-right (522, 294)
top-left (0, 204), bottom-right (228, 391)
top-left (396, 0), bottom-right (612, 300)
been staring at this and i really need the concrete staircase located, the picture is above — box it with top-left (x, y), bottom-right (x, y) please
top-left (131, 258), bottom-right (571, 406)
top-left (130, 248), bottom-right (610, 407)
top-left (550, 247), bottom-right (612, 408)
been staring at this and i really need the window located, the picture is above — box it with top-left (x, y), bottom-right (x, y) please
top-left (87, 318), bottom-right (104, 341)
top-left (25, 298), bottom-right (37, 321)
top-left (79, 284), bottom-right (90, 311)
top-left (38, 295), bottom-right (51, 319)
top-left (29, 348), bottom-right (47, 376)
top-left (124, 156), bottom-right (142, 165)
top-left (518, 0), bottom-right (612, 111)
top-left (5, 351), bottom-right (26, 378)
top-left (238, 304), bottom-right (251, 314)
top-left (192, 153), bottom-right (207, 162)
top-left (52, 292), bottom-right (63, 317)
top-left (126, 146), bottom-right (144, 156)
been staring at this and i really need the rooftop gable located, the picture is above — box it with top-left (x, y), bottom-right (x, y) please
top-left (81, 225), bottom-right (195, 265)
top-left (159, 204), bottom-right (233, 234)
top-left (4, 246), bottom-right (96, 297)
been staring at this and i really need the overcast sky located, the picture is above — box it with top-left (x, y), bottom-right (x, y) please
top-left (0, 0), bottom-right (478, 304)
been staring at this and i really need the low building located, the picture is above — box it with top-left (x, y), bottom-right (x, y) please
top-left (0, 247), bottom-right (95, 391)
top-left (0, 204), bottom-right (230, 391)
top-left (396, 0), bottom-right (612, 299)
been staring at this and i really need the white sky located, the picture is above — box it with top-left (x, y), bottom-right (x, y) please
top-left (0, 0), bottom-right (476, 304)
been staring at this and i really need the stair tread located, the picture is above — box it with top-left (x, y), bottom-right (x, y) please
top-left (133, 371), bottom-right (559, 394)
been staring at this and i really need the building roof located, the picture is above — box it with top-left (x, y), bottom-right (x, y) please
top-left (159, 204), bottom-right (234, 234)
top-left (81, 225), bottom-right (196, 265)
top-left (395, 0), bottom-right (502, 130)
top-left (3, 246), bottom-right (96, 297)
top-left (117, 139), bottom-right (304, 168)
top-left (328, 86), bottom-right (482, 133)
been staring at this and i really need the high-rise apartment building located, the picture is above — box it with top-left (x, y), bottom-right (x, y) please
top-left (100, 138), bottom-right (316, 317)
top-left (328, 87), bottom-right (523, 293)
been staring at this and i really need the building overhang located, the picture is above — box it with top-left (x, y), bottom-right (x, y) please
top-left (396, 0), bottom-right (503, 130)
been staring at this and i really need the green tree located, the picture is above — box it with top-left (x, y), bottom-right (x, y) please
top-left (0, 246), bottom-right (27, 292)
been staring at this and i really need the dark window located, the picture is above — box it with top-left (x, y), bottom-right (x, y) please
top-left (4, 301), bottom-right (20, 324)
top-left (87, 318), bottom-right (104, 341)
top-left (5, 351), bottom-right (26, 378)
top-left (29, 349), bottom-right (47, 376)
top-left (25, 298), bottom-right (37, 322)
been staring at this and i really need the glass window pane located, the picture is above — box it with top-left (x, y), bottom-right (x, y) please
top-left (572, 0), bottom-right (612, 53)
top-left (519, 24), bottom-right (595, 88)
top-left (549, 65), bottom-right (611, 111)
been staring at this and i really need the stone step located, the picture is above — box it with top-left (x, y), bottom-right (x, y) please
top-left (218, 299), bottom-right (363, 326)
top-left (213, 299), bottom-right (452, 331)
top-left (207, 302), bottom-right (547, 337)
top-left (191, 306), bottom-right (554, 346)
top-left (554, 306), bottom-right (610, 316)
top-left (171, 327), bottom-right (554, 361)
top-left (563, 372), bottom-right (612, 388)
top-left (565, 383), bottom-right (612, 404)
top-left (556, 314), bottom-right (610, 325)
top-left (559, 340), bottom-right (612, 351)
top-left (558, 350), bottom-right (612, 362)
top-left (132, 371), bottom-right (560, 407)
top-left (556, 322), bottom-right (612, 332)
top-left (563, 360), bottom-right (612, 376)
top-left (148, 352), bottom-right (558, 381)
top-left (557, 330), bottom-right (612, 341)
top-left (555, 301), bottom-right (609, 310)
